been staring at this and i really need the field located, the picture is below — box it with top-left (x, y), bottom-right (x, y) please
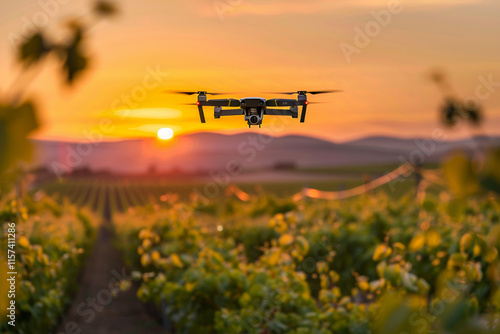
top-left (2, 163), bottom-right (500, 334)
top-left (40, 167), bottom-right (420, 217)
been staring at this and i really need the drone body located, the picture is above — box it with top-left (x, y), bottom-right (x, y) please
top-left (172, 90), bottom-right (340, 127)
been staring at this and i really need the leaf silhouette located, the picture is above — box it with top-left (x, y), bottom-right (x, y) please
top-left (62, 26), bottom-right (89, 84)
top-left (441, 100), bottom-right (460, 127)
top-left (18, 32), bottom-right (51, 66)
top-left (94, 1), bottom-right (119, 17)
top-left (463, 106), bottom-right (482, 126)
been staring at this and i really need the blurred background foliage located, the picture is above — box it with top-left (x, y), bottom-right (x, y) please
top-left (0, 0), bottom-right (118, 183)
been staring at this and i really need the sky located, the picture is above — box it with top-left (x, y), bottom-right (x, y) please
top-left (1, 0), bottom-right (499, 143)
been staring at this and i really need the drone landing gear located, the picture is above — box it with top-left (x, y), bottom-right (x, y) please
top-left (300, 104), bottom-right (307, 123)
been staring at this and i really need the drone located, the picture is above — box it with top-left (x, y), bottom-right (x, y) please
top-left (168, 90), bottom-right (341, 127)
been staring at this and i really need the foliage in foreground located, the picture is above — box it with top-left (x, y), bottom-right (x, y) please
top-left (115, 192), bottom-right (500, 334)
top-left (0, 193), bottom-right (97, 334)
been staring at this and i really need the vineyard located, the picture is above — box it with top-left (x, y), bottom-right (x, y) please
top-left (40, 177), bottom-right (383, 218)
top-left (2, 158), bottom-right (498, 334)
top-left (0, 195), bottom-right (98, 333)
top-left (112, 185), bottom-right (500, 334)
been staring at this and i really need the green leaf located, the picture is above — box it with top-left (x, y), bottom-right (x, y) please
top-left (442, 152), bottom-right (480, 198)
top-left (439, 300), bottom-right (469, 332)
top-left (374, 293), bottom-right (419, 334)
top-left (0, 101), bottom-right (39, 174)
top-left (480, 148), bottom-right (500, 194)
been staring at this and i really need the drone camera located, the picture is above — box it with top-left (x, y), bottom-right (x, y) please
top-left (249, 115), bottom-right (260, 125)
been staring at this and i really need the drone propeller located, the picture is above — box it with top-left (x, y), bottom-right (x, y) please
top-left (164, 90), bottom-right (232, 96)
top-left (266, 90), bottom-right (342, 95)
top-left (308, 90), bottom-right (342, 95)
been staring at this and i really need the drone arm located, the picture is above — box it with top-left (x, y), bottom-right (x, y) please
top-left (265, 108), bottom-right (298, 118)
top-left (266, 99), bottom-right (299, 107)
top-left (214, 108), bottom-right (244, 119)
top-left (204, 99), bottom-right (241, 107)
top-left (218, 109), bottom-right (244, 116)
top-left (265, 109), bottom-right (293, 116)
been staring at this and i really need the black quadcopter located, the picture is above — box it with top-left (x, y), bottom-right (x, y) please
top-left (168, 90), bottom-right (341, 127)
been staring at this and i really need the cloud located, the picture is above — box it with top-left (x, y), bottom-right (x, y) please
top-left (114, 108), bottom-right (182, 119)
top-left (196, 0), bottom-right (487, 17)
top-left (130, 124), bottom-right (182, 134)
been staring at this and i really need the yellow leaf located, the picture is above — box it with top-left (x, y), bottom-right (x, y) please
top-left (485, 247), bottom-right (498, 263)
top-left (18, 236), bottom-right (30, 248)
top-left (460, 233), bottom-right (474, 251)
top-left (151, 251), bottom-right (160, 262)
top-left (185, 282), bottom-right (196, 292)
top-left (140, 253), bottom-right (151, 267)
top-left (120, 280), bottom-right (131, 291)
top-left (279, 234), bottom-right (294, 247)
top-left (473, 244), bottom-right (481, 257)
top-left (373, 244), bottom-right (392, 261)
top-left (268, 250), bottom-right (281, 266)
top-left (316, 261), bottom-right (327, 273)
top-left (409, 234), bottom-right (425, 252)
top-left (426, 230), bottom-right (442, 249)
top-left (393, 242), bottom-right (405, 251)
top-left (295, 236), bottom-right (310, 255)
top-left (142, 238), bottom-right (152, 250)
top-left (170, 254), bottom-right (183, 268)
top-left (138, 229), bottom-right (149, 239)
top-left (358, 281), bottom-right (370, 291)
top-left (329, 270), bottom-right (340, 283)
top-left (275, 221), bottom-right (288, 234)
top-left (332, 287), bottom-right (341, 298)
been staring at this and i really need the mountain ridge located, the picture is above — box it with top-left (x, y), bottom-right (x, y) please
top-left (31, 133), bottom-right (500, 174)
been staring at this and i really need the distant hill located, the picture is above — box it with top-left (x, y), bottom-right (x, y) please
top-left (31, 133), bottom-right (500, 175)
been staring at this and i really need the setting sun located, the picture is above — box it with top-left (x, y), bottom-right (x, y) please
top-left (157, 127), bottom-right (174, 140)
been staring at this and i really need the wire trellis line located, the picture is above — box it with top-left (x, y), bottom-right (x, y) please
top-left (222, 163), bottom-right (425, 202)
top-left (292, 163), bottom-right (414, 201)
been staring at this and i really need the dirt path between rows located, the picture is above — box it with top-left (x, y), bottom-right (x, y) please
top-left (56, 222), bottom-right (167, 334)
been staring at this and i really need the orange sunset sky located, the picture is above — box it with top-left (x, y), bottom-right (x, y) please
top-left (1, 0), bottom-right (499, 143)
